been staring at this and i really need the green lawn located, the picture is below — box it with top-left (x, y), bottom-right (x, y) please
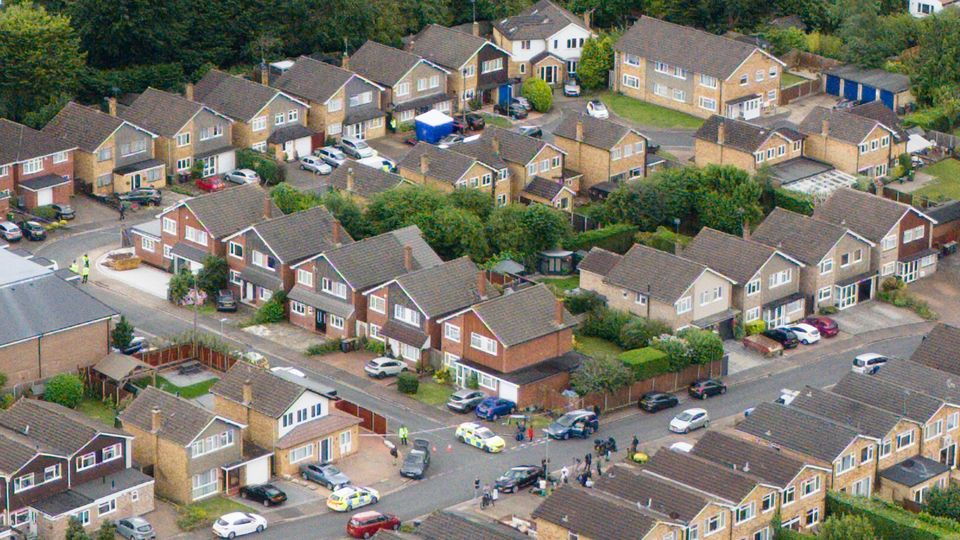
top-left (479, 113), bottom-right (513, 129)
top-left (412, 379), bottom-right (453, 407)
top-left (77, 398), bottom-right (117, 427)
top-left (780, 72), bottom-right (808, 88)
top-left (134, 375), bottom-right (219, 399)
top-left (539, 276), bottom-right (580, 297)
top-left (915, 158), bottom-right (960, 200)
top-left (574, 336), bottom-right (624, 360)
top-left (599, 91), bottom-right (704, 130)
top-left (177, 496), bottom-right (254, 531)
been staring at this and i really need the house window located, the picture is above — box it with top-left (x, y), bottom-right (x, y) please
top-left (624, 144), bottom-right (634, 158)
top-left (164, 245), bottom-right (173, 259)
top-left (672, 88), bottom-right (685, 102)
top-left (526, 163), bottom-right (537, 176)
top-left (192, 468), bottom-right (219, 500)
top-left (252, 250), bottom-right (277, 271)
top-left (481, 173), bottom-right (493, 186)
top-left (98, 498), bottom-right (117, 516)
top-left (948, 412), bottom-right (959, 431)
top-left (925, 419), bottom-right (944, 441)
top-left (622, 75), bottom-right (640, 89)
top-left (551, 156), bottom-right (562, 168)
top-left (200, 124), bottom-right (223, 140)
top-left (14, 473), bottom-right (35, 493)
top-left (141, 237), bottom-right (156, 252)
top-left (805, 508), bottom-right (820, 527)
top-left (777, 145), bottom-right (785, 156)
top-left (21, 157), bottom-right (44, 175)
top-left (689, 525), bottom-right (700, 540)
top-left (853, 248), bottom-right (863, 262)
top-left (120, 140), bottom-right (146, 156)
top-left (922, 254), bottom-right (936, 267)
top-left (470, 332), bottom-right (498, 355)
top-left (818, 287), bottom-right (832, 301)
top-left (329, 314), bottom-right (344, 329)
top-left (700, 74), bottom-right (718, 88)
top-left (740, 74), bottom-right (748, 85)
top-left (398, 82), bottom-right (411, 96)
top-left (782, 486), bottom-right (796, 506)
top-left (53, 151), bottom-right (68, 163)
top-left (77, 452), bottom-right (97, 471)
top-left (801, 476), bottom-right (821, 497)
top-left (177, 157), bottom-right (192, 171)
top-left (497, 193), bottom-right (508, 206)
top-left (0, 165), bottom-right (8, 177)
top-left (880, 438), bottom-right (892, 457)
top-left (767, 148), bottom-right (775, 159)
top-left (858, 143), bottom-right (868, 154)
top-left (787, 299), bottom-right (803, 313)
top-left (518, 64), bottom-right (526, 74)
top-left (185, 226), bottom-right (208, 246)
top-left (792, 140), bottom-right (802, 152)
top-left (768, 89), bottom-right (777, 102)
top-left (288, 109), bottom-right (299, 122)
top-left (897, 430), bottom-right (915, 449)
top-left (818, 258), bottom-right (833, 274)
top-left (252, 116), bottom-right (267, 131)
top-left (327, 98), bottom-right (343, 113)
top-left (624, 54), bottom-right (641, 66)
top-left (97, 146), bottom-right (113, 162)
top-left (176, 132), bottom-right (190, 147)
top-left (837, 453), bottom-right (855, 474)
top-left (296, 269), bottom-right (313, 287)
top-left (252, 142), bottom-right (267, 152)
top-left (635, 292), bottom-right (647, 305)
top-left (275, 113), bottom-right (285, 126)
top-left (369, 295), bottom-right (386, 314)
top-left (755, 152), bottom-right (764, 164)
top-left (611, 147), bottom-right (622, 160)
top-left (319, 277), bottom-right (346, 298)
top-left (840, 253), bottom-right (851, 267)
top-left (291, 301), bottom-right (306, 315)
top-left (394, 304), bottom-right (421, 326)
top-left (676, 296), bottom-right (692, 314)
top-left (871, 139), bottom-right (879, 151)
top-left (755, 70), bottom-right (764, 82)
top-left (653, 83), bottom-right (669, 98)
top-left (260, 288), bottom-right (273, 301)
top-left (904, 225), bottom-right (925, 243)
top-left (102, 443), bottom-right (122, 462)
top-left (229, 270), bottom-right (241, 285)
top-left (462, 65), bottom-right (476, 78)
top-left (735, 502), bottom-right (755, 524)
top-left (746, 278), bottom-right (760, 295)
top-left (761, 493), bottom-right (775, 512)
top-left (74, 510), bottom-right (91, 526)
top-left (444, 323), bottom-right (461, 342)
top-left (699, 97), bottom-right (716, 111)
top-left (861, 445), bottom-right (874, 463)
top-left (881, 135), bottom-right (890, 147)
top-left (481, 58), bottom-right (503, 74)
top-left (429, 75), bottom-right (440, 88)
top-left (705, 513), bottom-right (725, 534)
top-left (350, 92), bottom-right (374, 108)
top-left (699, 286), bottom-right (723, 305)
top-left (228, 242), bottom-right (243, 259)
top-left (769, 269), bottom-right (791, 288)
top-left (745, 307), bottom-right (760, 322)
top-left (44, 464), bottom-right (61, 483)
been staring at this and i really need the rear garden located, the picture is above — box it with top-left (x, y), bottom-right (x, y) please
top-left (914, 158), bottom-right (960, 201)
top-left (780, 71), bottom-right (808, 88)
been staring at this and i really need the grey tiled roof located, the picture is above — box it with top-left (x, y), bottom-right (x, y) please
top-left (521, 177), bottom-right (566, 201)
top-left (287, 286), bottom-right (354, 318)
top-left (850, 101), bottom-right (907, 141)
top-left (32, 490), bottom-right (96, 517)
top-left (814, 188), bottom-right (913, 243)
top-left (327, 162), bottom-right (406, 199)
top-left (594, 464), bottom-right (710, 522)
top-left (683, 227), bottom-right (780, 285)
top-left (485, 126), bottom-right (553, 165)
top-left (349, 41), bottom-right (428, 88)
top-left (469, 284), bottom-right (575, 347)
top-left (0, 426), bottom-right (53, 474)
top-left (692, 431), bottom-right (810, 488)
top-left (926, 200), bottom-right (960, 224)
top-left (751, 208), bottom-right (849, 265)
top-left (193, 70), bottom-right (279, 122)
top-left (642, 448), bottom-right (761, 504)
top-left (615, 16), bottom-right (765, 79)
top-left (120, 88), bottom-right (204, 138)
top-left (0, 119), bottom-right (74, 166)
top-left (266, 124), bottom-right (315, 145)
top-left (250, 206), bottom-right (349, 264)
top-left (446, 138), bottom-right (508, 170)
top-left (399, 142), bottom-right (494, 185)
top-left (736, 402), bottom-right (863, 463)
top-left (831, 372), bottom-right (944, 424)
top-left (457, 350), bottom-right (584, 385)
top-left (874, 360), bottom-right (960, 404)
top-left (417, 511), bottom-right (529, 540)
top-left (798, 107), bottom-right (890, 146)
top-left (276, 412), bottom-right (360, 448)
top-left (18, 174), bottom-right (71, 191)
top-left (396, 257), bottom-right (499, 318)
top-left (879, 456), bottom-right (949, 487)
top-left (790, 386), bottom-right (904, 439)
top-left (494, 0), bottom-right (588, 40)
top-left (554, 113), bottom-right (637, 150)
top-left (0, 399), bottom-right (127, 457)
top-left (577, 247), bottom-right (622, 277)
top-left (119, 386), bottom-right (219, 446)
top-left (532, 486), bottom-right (660, 540)
top-left (694, 115), bottom-right (803, 154)
top-left (179, 183), bottom-right (278, 239)
top-left (408, 24), bottom-right (493, 70)
top-left (211, 362), bottom-right (309, 419)
top-left (604, 244), bottom-right (713, 303)
top-left (826, 64), bottom-right (911, 93)
top-left (322, 226), bottom-right (441, 291)
top-left (43, 102), bottom-right (131, 152)
top-left (911, 324), bottom-right (960, 376)
top-left (380, 320), bottom-right (429, 348)
top-left (273, 56), bottom-right (353, 104)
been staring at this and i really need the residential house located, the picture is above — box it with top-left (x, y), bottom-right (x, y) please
top-left (287, 225), bottom-right (441, 340)
top-left (736, 402), bottom-right (880, 496)
top-left (210, 363), bottom-right (360, 477)
top-left (815, 187), bottom-right (937, 283)
top-left (324, 161), bottom-right (407, 204)
top-left (911, 323), bottom-right (960, 375)
top-left (407, 24), bottom-right (512, 110)
top-left (119, 387), bottom-right (265, 505)
top-left (492, 0), bottom-right (594, 84)
top-left (43, 101), bottom-right (163, 197)
top-left (223, 206), bottom-right (349, 307)
top-left (365, 257), bottom-right (498, 368)
top-left (926, 200), bottom-right (960, 250)
top-left (684, 227), bottom-right (806, 328)
top-left (133, 183), bottom-right (279, 273)
top-left (413, 510), bottom-right (530, 540)
top-left (120, 87), bottom-right (235, 180)
top-left (0, 249), bottom-right (116, 388)
top-left (877, 457), bottom-right (951, 506)
top-left (579, 244), bottom-right (738, 336)
top-left (910, 0), bottom-right (958, 16)
top-left (692, 431), bottom-right (830, 532)
top-left (751, 207), bottom-right (875, 313)
top-left (273, 56), bottom-right (386, 142)
top-left (613, 16), bottom-right (786, 120)
top-left (398, 142), bottom-right (506, 200)
top-left (193, 69), bottom-right (313, 160)
top-left (0, 119), bottom-right (76, 211)
top-left (437, 284), bottom-right (582, 408)
top-left (693, 115), bottom-right (805, 173)
top-left (874, 360), bottom-right (960, 407)
top-left (346, 41), bottom-right (453, 124)
top-left (552, 113), bottom-right (648, 193)
top-left (796, 104), bottom-right (907, 178)
top-left (532, 486), bottom-right (685, 540)
top-left (0, 399), bottom-right (153, 540)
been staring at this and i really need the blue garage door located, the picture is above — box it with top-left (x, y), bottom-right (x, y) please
top-left (860, 85), bottom-right (877, 103)
top-left (843, 80), bottom-right (860, 101)
top-left (826, 75), bottom-right (841, 96)
top-left (881, 90), bottom-right (895, 109)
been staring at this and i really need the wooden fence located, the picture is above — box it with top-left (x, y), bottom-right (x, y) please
top-left (781, 49), bottom-right (843, 72)
top-left (135, 344), bottom-right (238, 372)
top-left (780, 77), bottom-right (822, 105)
top-left (336, 399), bottom-right (388, 435)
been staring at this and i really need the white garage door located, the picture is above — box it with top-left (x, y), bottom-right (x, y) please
top-left (243, 455), bottom-right (270, 485)
top-left (294, 137), bottom-right (312, 160)
top-left (37, 188), bottom-right (53, 206)
top-left (499, 381), bottom-right (519, 403)
top-left (218, 151), bottom-right (236, 174)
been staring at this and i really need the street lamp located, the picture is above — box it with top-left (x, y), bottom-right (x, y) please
top-left (220, 318), bottom-right (229, 339)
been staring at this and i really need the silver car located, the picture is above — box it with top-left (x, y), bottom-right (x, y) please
top-left (364, 357), bottom-right (408, 378)
top-left (299, 155), bottom-right (332, 175)
top-left (117, 517), bottom-right (156, 540)
top-left (316, 146), bottom-right (347, 168)
top-left (339, 137), bottom-right (375, 159)
top-left (224, 169), bottom-right (260, 184)
top-left (0, 221), bottom-right (22, 242)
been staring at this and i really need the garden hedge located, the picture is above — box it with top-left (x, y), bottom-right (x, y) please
top-left (826, 492), bottom-right (960, 540)
top-left (565, 223), bottom-right (639, 254)
top-left (397, 372), bottom-right (419, 394)
top-left (618, 348), bottom-right (671, 380)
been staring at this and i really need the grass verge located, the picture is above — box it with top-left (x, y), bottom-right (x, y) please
top-left (479, 113), bottom-right (514, 129)
top-left (574, 336), bottom-right (624, 360)
top-left (177, 496), bottom-right (254, 531)
top-left (134, 375), bottom-right (219, 399)
top-left (412, 379), bottom-right (453, 407)
top-left (915, 158), bottom-right (960, 201)
top-left (780, 72), bottom-right (808, 88)
top-left (599, 91), bottom-right (704, 130)
top-left (539, 276), bottom-right (580, 296)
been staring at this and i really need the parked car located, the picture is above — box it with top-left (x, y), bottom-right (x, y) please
top-left (543, 409), bottom-right (599, 440)
top-left (300, 462), bottom-right (351, 490)
top-left (438, 133), bottom-right (465, 146)
top-left (212, 512), bottom-right (267, 538)
top-left (785, 323), bottom-right (820, 345)
top-left (0, 221), bottom-right (22, 242)
top-left (299, 155), bottom-right (333, 175)
top-left (669, 441), bottom-right (694, 453)
top-left (639, 391), bottom-right (680, 412)
top-left (512, 97), bottom-right (532, 111)
top-left (475, 397), bottom-right (516, 421)
top-left (113, 335), bottom-right (147, 356)
top-left (17, 220), bottom-right (46, 241)
top-left (763, 328), bottom-right (800, 349)
top-left (356, 156), bottom-right (397, 173)
top-left (399, 439), bottom-right (430, 479)
top-left (516, 125), bottom-right (542, 138)
top-left (327, 486), bottom-right (379, 512)
top-left (688, 379), bottom-right (726, 400)
top-left (50, 203), bottom-right (75, 220)
top-left (240, 484), bottom-right (287, 507)
top-left (669, 408), bottom-right (710, 434)
top-left (117, 188), bottom-right (162, 206)
top-left (453, 112), bottom-right (486, 132)
top-left (347, 511), bottom-right (400, 539)
top-left (116, 517), bottom-right (156, 540)
top-left (852, 353), bottom-right (890, 374)
top-left (364, 357), bottom-right (407, 378)
top-left (225, 169), bottom-right (260, 185)
top-left (446, 389), bottom-right (486, 413)
top-left (340, 137), bottom-right (376, 159)
top-left (775, 389), bottom-right (799, 406)
top-left (802, 315), bottom-right (839, 337)
top-left (563, 77), bottom-right (581, 97)
top-left (196, 175), bottom-right (226, 192)
top-left (494, 102), bottom-right (528, 119)
top-left (586, 100), bottom-right (609, 119)
top-left (495, 465), bottom-right (543, 493)
top-left (316, 146), bottom-right (348, 168)
top-left (216, 289), bottom-right (238, 312)
top-left (455, 421), bottom-right (506, 453)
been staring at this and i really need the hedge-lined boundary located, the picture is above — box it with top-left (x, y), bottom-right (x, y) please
top-left (826, 492), bottom-right (960, 540)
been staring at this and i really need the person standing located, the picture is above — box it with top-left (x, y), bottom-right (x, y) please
top-left (81, 263), bottom-right (90, 284)
top-left (585, 453), bottom-right (592, 467)
top-left (82, 253), bottom-right (90, 269)
top-left (474, 477), bottom-right (481, 500)
top-left (631, 435), bottom-right (639, 456)
top-left (390, 445), bottom-right (399, 466)
top-left (398, 424), bottom-right (409, 445)
top-left (527, 424), bottom-right (534, 442)
top-left (119, 202), bottom-right (126, 221)
top-left (560, 466), bottom-right (569, 485)
top-left (596, 460), bottom-right (602, 477)
top-left (69, 259), bottom-right (79, 275)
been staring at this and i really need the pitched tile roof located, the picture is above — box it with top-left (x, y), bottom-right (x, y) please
top-left (178, 183), bottom-right (279, 239)
top-left (874, 360), bottom-right (960, 404)
top-left (416, 510), bottom-right (529, 540)
top-left (480, 126), bottom-right (554, 165)
top-left (692, 431), bottom-right (811, 488)
top-left (879, 456), bottom-right (950, 487)
top-left (0, 426), bottom-right (54, 474)
top-left (683, 227), bottom-right (782, 285)
top-left (910, 324), bottom-right (960, 376)
top-left (831, 372), bottom-right (944, 423)
top-left (193, 69), bottom-right (280, 122)
top-left (0, 119), bottom-right (74, 166)
top-left (399, 142), bottom-right (495, 185)
top-left (522, 176), bottom-right (567, 201)
top-left (273, 56), bottom-right (354, 104)
top-left (826, 64), bottom-right (911, 93)
top-left (469, 284), bottom-right (575, 347)
top-left (321, 226), bottom-right (442, 291)
top-left (642, 448), bottom-right (761, 504)
top-left (604, 244), bottom-right (717, 304)
top-left (43, 102), bottom-right (140, 153)
top-left (797, 106), bottom-right (892, 146)
top-left (119, 386), bottom-right (221, 446)
top-left (445, 138), bottom-right (509, 170)
top-left (790, 386), bottom-right (905, 439)
top-left (614, 16), bottom-right (769, 80)
top-left (926, 200), bottom-right (960, 224)
top-left (850, 101), bottom-right (907, 141)
top-left (815, 188), bottom-right (917, 243)
top-left (554, 113), bottom-right (639, 150)
top-left (395, 257), bottom-right (499, 318)
top-left (532, 486), bottom-right (660, 540)
top-left (248, 206), bottom-right (349, 265)
top-left (210, 362), bottom-right (308, 419)
top-left (736, 402), bottom-right (864, 463)
top-left (494, 0), bottom-right (588, 40)
top-left (408, 24), bottom-right (494, 70)
top-left (0, 399), bottom-right (127, 457)
top-left (594, 464), bottom-right (711, 522)
top-left (327, 161), bottom-right (406, 199)
top-left (694, 115), bottom-right (803, 154)
top-left (120, 88), bottom-right (206, 138)
top-left (577, 247), bottom-right (622, 277)
top-left (751, 207), bottom-right (850, 265)
top-left (349, 41), bottom-right (431, 88)
top-left (275, 412), bottom-right (360, 448)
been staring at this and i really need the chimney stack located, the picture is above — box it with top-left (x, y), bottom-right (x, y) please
top-left (472, 21), bottom-right (480, 36)
top-left (717, 122), bottom-right (725, 146)
top-left (583, 9), bottom-right (593, 30)
top-left (419, 154), bottom-right (430, 175)
top-left (259, 64), bottom-right (269, 86)
top-left (242, 379), bottom-right (253, 405)
top-left (555, 297), bottom-right (564, 325)
top-left (491, 137), bottom-right (500, 155)
top-left (332, 221), bottom-right (343, 246)
top-left (341, 51), bottom-right (350, 70)
top-left (575, 119), bottom-right (583, 142)
top-left (477, 270), bottom-right (487, 298)
top-left (821, 118), bottom-right (830, 138)
top-left (403, 245), bottom-right (413, 272)
top-left (184, 83), bottom-right (194, 101)
top-left (263, 196), bottom-right (272, 219)
top-left (107, 97), bottom-right (117, 117)
top-left (346, 167), bottom-right (355, 193)
top-left (742, 221), bottom-right (750, 240)
top-left (151, 406), bottom-right (162, 433)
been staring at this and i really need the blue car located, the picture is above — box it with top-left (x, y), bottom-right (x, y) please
top-left (475, 397), bottom-right (516, 421)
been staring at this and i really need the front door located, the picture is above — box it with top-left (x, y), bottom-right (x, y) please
top-left (347, 122), bottom-right (366, 140)
top-left (243, 282), bottom-right (256, 303)
top-left (540, 65), bottom-right (557, 84)
top-left (315, 309), bottom-right (327, 332)
top-left (898, 260), bottom-right (920, 283)
top-left (283, 141), bottom-right (294, 161)
top-left (835, 283), bottom-right (857, 310)
top-left (320, 438), bottom-right (332, 462)
top-left (131, 173), bottom-right (142, 190)
top-left (765, 305), bottom-right (787, 328)
top-left (858, 278), bottom-right (873, 302)
top-left (940, 443), bottom-right (956, 468)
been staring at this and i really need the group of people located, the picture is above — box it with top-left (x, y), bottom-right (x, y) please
top-left (69, 253), bottom-right (91, 283)
top-left (476, 478), bottom-right (500, 509)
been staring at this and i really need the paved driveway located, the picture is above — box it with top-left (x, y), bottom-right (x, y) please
top-left (829, 301), bottom-right (924, 335)
top-left (909, 255), bottom-right (960, 325)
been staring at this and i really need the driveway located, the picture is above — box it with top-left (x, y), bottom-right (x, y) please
top-left (909, 255), bottom-right (960, 325)
top-left (829, 301), bottom-right (924, 335)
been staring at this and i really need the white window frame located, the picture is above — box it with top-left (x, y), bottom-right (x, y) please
top-left (782, 486), bottom-right (796, 506)
top-left (77, 452), bottom-right (97, 471)
top-left (229, 270), bottom-right (241, 285)
top-left (43, 464), bottom-right (61, 483)
top-left (141, 236), bottom-right (156, 253)
top-left (897, 430), bottom-right (915, 450)
top-left (880, 438), bottom-right (892, 457)
top-left (444, 323), bottom-right (461, 342)
top-left (369, 295), bottom-right (386, 314)
top-left (801, 476), bottom-right (821, 498)
top-left (185, 226), bottom-right (208, 246)
top-left (836, 453), bottom-right (855, 475)
top-left (470, 332), bottom-right (498, 355)
top-left (251, 116), bottom-right (267, 132)
top-left (676, 296), bottom-right (692, 314)
top-left (881, 261), bottom-right (896, 276)
top-left (394, 304), bottom-right (421, 326)
top-left (622, 74), bottom-right (640, 89)
top-left (768, 269), bottom-right (791, 289)
top-left (624, 54), bottom-right (641, 67)
top-left (102, 443), bottom-right (122, 463)
top-left (925, 419), bottom-right (943, 441)
top-left (228, 241), bottom-right (243, 259)
top-left (53, 151), bottom-right (68, 164)
top-left (745, 307), bottom-right (760, 322)
top-left (761, 493), bottom-right (776, 513)
top-left (98, 497), bottom-right (117, 517)
top-left (700, 74), bottom-right (718, 88)
top-left (327, 99), bottom-right (343, 113)
top-left (290, 443), bottom-right (314, 463)
top-left (699, 97), bottom-right (717, 111)
top-left (321, 277), bottom-right (347, 299)
top-left (288, 109), bottom-right (299, 123)
top-left (735, 502), bottom-right (756, 524)
top-left (296, 268), bottom-right (313, 287)
top-left (176, 132), bottom-right (190, 147)
top-left (73, 509), bottom-right (90, 527)
top-left (397, 82), bottom-right (411, 97)
top-left (948, 412), bottom-right (959, 431)
top-left (817, 286), bottom-right (832, 301)
top-left (191, 468), bottom-right (219, 500)
top-left (291, 301), bottom-right (306, 316)
top-left (13, 473), bottom-right (35, 493)
top-left (329, 314), bottom-right (344, 329)
top-left (746, 278), bottom-right (760, 296)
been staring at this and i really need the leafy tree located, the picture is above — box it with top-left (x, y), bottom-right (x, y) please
top-left (635, 226), bottom-right (692, 254)
top-left (365, 185), bottom-right (448, 234)
top-left (521, 77), bottom-right (553, 112)
top-left (838, 0), bottom-right (886, 68)
top-left (925, 486), bottom-right (960, 520)
top-left (197, 256), bottom-right (229, 298)
top-left (66, 516), bottom-right (91, 540)
top-left (95, 520), bottom-right (117, 540)
top-left (398, 0), bottom-right (453, 36)
top-left (45, 374), bottom-right (85, 409)
top-left (571, 356), bottom-right (633, 396)
top-left (764, 27), bottom-right (807, 56)
top-left (520, 204), bottom-right (571, 254)
top-left (449, 188), bottom-right (494, 220)
top-left (168, 268), bottom-right (194, 305)
top-left (693, 165), bottom-right (763, 235)
top-left (651, 336), bottom-right (692, 372)
top-left (577, 33), bottom-right (616, 90)
top-left (70, 0), bottom-right (188, 68)
top-left (619, 318), bottom-right (672, 350)
top-left (0, 3), bottom-right (85, 122)
top-left (322, 189), bottom-right (371, 239)
top-left (912, 11), bottom-right (960, 104)
top-left (487, 204), bottom-right (570, 259)
top-left (678, 328), bottom-right (724, 364)
top-left (111, 316), bottom-right (135, 350)
top-left (252, 291), bottom-right (287, 324)
top-left (270, 183), bottom-right (323, 214)
top-left (413, 205), bottom-right (488, 260)
top-left (817, 514), bottom-right (876, 540)
top-left (0, 371), bottom-right (7, 389)
top-left (565, 0), bottom-right (633, 28)
top-left (605, 181), bottom-right (668, 230)
top-left (486, 204), bottom-right (529, 256)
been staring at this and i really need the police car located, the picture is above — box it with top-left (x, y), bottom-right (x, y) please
top-left (326, 486), bottom-right (379, 512)
top-left (455, 422), bottom-right (506, 453)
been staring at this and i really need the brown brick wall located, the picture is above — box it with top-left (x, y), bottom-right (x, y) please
top-left (730, 486), bottom-right (779, 540)
top-left (0, 320), bottom-right (110, 389)
top-left (36, 483), bottom-right (154, 540)
top-left (780, 467), bottom-right (828, 531)
top-left (274, 423), bottom-right (360, 476)
top-left (213, 396), bottom-right (278, 450)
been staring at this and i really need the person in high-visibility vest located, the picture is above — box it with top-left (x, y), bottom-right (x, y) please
top-left (81, 264), bottom-right (90, 284)
top-left (69, 259), bottom-right (79, 274)
top-left (82, 253), bottom-right (90, 269)
top-left (398, 425), bottom-right (409, 446)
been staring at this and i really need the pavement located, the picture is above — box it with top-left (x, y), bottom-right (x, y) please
top-left (96, 248), bottom-right (170, 299)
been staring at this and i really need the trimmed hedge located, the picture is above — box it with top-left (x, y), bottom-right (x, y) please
top-left (237, 148), bottom-right (285, 185)
top-left (772, 187), bottom-right (815, 216)
top-left (618, 348), bottom-right (670, 380)
top-left (565, 223), bottom-right (639, 254)
top-left (826, 492), bottom-right (960, 540)
top-left (397, 372), bottom-right (419, 394)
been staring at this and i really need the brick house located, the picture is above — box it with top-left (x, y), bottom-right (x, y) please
top-left (751, 207), bottom-right (876, 313)
top-left (414, 510), bottom-right (531, 539)
top-left (437, 284), bottom-right (581, 408)
top-left (877, 456), bottom-right (951, 506)
top-left (193, 69), bottom-right (313, 160)
top-left (552, 113), bottom-right (648, 193)
top-left (0, 399), bottom-right (153, 540)
top-left (287, 225), bottom-right (441, 340)
top-left (684, 227), bottom-right (806, 328)
top-left (222, 206), bottom-right (349, 307)
top-left (579, 244), bottom-right (738, 336)
top-left (325, 162), bottom-right (407, 205)
top-left (119, 387), bottom-right (266, 505)
top-left (132, 183), bottom-right (279, 273)
top-left (120, 87), bottom-right (236, 180)
top-left (210, 363), bottom-right (360, 477)
top-left (532, 486), bottom-right (685, 540)
top-left (407, 24), bottom-right (512, 111)
top-left (874, 361), bottom-right (960, 416)
top-left (910, 323), bottom-right (960, 374)
top-left (347, 41), bottom-right (454, 124)
top-left (398, 142), bottom-right (507, 200)
top-left (796, 103), bottom-right (907, 178)
top-left (364, 257), bottom-right (498, 368)
top-left (926, 200), bottom-right (960, 250)
top-left (43, 101), bottom-right (164, 197)
top-left (693, 115), bottom-right (805, 173)
top-left (273, 56), bottom-right (386, 142)
top-left (0, 119), bottom-right (76, 211)
top-left (815, 187), bottom-right (937, 283)
top-left (613, 16), bottom-right (785, 120)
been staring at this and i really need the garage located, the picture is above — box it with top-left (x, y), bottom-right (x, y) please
top-left (243, 455), bottom-right (271, 485)
top-left (825, 65), bottom-right (913, 111)
top-left (267, 124), bottom-right (317, 162)
top-left (17, 174), bottom-right (71, 210)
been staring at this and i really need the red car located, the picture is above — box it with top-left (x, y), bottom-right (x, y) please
top-left (347, 511), bottom-right (400, 538)
top-left (196, 175), bottom-right (226, 192)
top-left (802, 315), bottom-right (839, 337)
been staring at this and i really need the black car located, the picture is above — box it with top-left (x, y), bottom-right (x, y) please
top-left (50, 204), bottom-right (75, 220)
top-left (453, 113), bottom-right (485, 133)
top-left (688, 379), bottom-right (727, 400)
top-left (17, 220), bottom-right (46, 241)
top-left (399, 439), bottom-right (430, 479)
top-left (216, 289), bottom-right (238, 312)
top-left (543, 409), bottom-right (599, 440)
top-left (113, 336), bottom-right (147, 356)
top-left (763, 328), bottom-right (800, 349)
top-left (495, 465), bottom-right (543, 493)
top-left (446, 389), bottom-right (486, 413)
top-left (118, 188), bottom-right (162, 206)
top-left (240, 484), bottom-right (287, 507)
top-left (639, 392), bottom-right (679, 412)
top-left (517, 126), bottom-right (542, 138)
top-left (494, 103), bottom-right (528, 119)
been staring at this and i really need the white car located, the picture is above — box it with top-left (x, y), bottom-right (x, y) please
top-left (784, 323), bottom-right (820, 345)
top-left (364, 357), bottom-right (407, 378)
top-left (212, 512), bottom-right (267, 538)
top-left (357, 156), bottom-right (397, 172)
top-left (299, 155), bottom-right (332, 175)
top-left (316, 146), bottom-right (347, 168)
top-left (586, 100), bottom-right (609, 119)
top-left (340, 137), bottom-right (376, 159)
top-left (852, 353), bottom-right (889, 374)
top-left (669, 408), bottom-right (709, 434)
top-left (224, 169), bottom-right (260, 185)
top-left (669, 441), bottom-right (693, 453)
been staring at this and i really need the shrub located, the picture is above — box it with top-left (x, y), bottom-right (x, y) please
top-left (564, 290), bottom-right (605, 315)
top-left (619, 318), bottom-right (671, 350)
top-left (826, 491), bottom-right (960, 540)
top-left (564, 223), bottom-right (639, 254)
top-left (45, 373), bottom-right (84, 408)
top-left (571, 356), bottom-right (634, 396)
top-left (111, 315), bottom-right (135, 350)
top-left (397, 372), bottom-right (419, 394)
top-left (397, 121), bottom-right (414, 133)
top-left (432, 368), bottom-right (452, 385)
top-left (580, 308), bottom-right (632, 344)
top-left (678, 328), bottom-right (724, 364)
top-left (306, 339), bottom-right (342, 356)
top-left (521, 77), bottom-right (552, 112)
top-left (0, 371), bottom-right (9, 390)
top-left (618, 348), bottom-right (671, 380)
top-left (176, 505), bottom-right (210, 531)
top-left (0, 394), bottom-right (14, 409)
top-left (167, 268), bottom-right (194, 304)
top-left (251, 291), bottom-right (287, 325)
top-left (882, 276), bottom-right (905, 292)
top-left (196, 256), bottom-right (229, 297)
top-left (95, 520), bottom-right (117, 540)
top-left (237, 148), bottom-right (284, 185)
top-left (651, 336), bottom-right (692, 372)
top-left (635, 226), bottom-right (693, 254)
top-left (744, 320), bottom-right (766, 336)
top-left (468, 97), bottom-right (482, 111)
top-left (466, 372), bottom-right (479, 390)
top-left (66, 516), bottom-right (91, 540)
top-left (32, 205), bottom-right (58, 221)
top-left (925, 486), bottom-right (960, 521)
top-left (771, 187), bottom-right (815, 216)
top-left (819, 305), bottom-right (839, 315)
top-left (818, 514), bottom-right (875, 540)
top-left (364, 338), bottom-right (386, 355)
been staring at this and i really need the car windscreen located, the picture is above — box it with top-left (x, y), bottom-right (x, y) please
top-left (476, 428), bottom-right (495, 439)
top-left (676, 412), bottom-right (694, 421)
top-left (555, 414), bottom-right (578, 427)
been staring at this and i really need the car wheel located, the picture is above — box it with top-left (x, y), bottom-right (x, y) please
top-left (683, 427), bottom-right (689, 434)
top-left (256, 525), bottom-right (264, 533)
top-left (372, 496), bottom-right (379, 504)
top-left (241, 491), bottom-right (247, 499)
top-left (458, 435), bottom-right (465, 443)
top-left (228, 533), bottom-right (236, 539)
top-left (704, 420), bottom-right (710, 428)
top-left (562, 432), bottom-right (569, 440)
top-left (301, 473), bottom-right (308, 481)
top-left (393, 523), bottom-right (400, 531)
top-left (492, 414), bottom-right (499, 421)
top-left (377, 372), bottom-right (385, 379)
top-left (364, 533), bottom-right (371, 539)
top-left (300, 165), bottom-right (305, 170)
